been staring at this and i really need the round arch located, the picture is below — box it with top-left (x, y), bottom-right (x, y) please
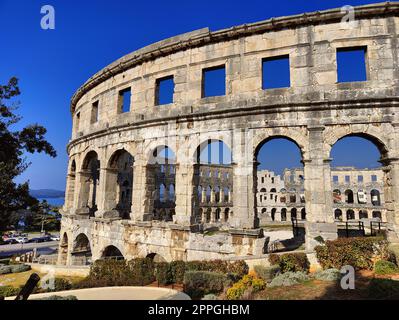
top-left (101, 245), bottom-right (124, 260)
top-left (72, 233), bottom-right (92, 265)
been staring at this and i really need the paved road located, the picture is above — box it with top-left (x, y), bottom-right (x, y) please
top-left (0, 241), bottom-right (59, 257)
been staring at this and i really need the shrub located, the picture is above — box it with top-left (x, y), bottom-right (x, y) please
top-left (185, 260), bottom-right (248, 278)
top-left (315, 237), bottom-right (389, 270)
top-left (253, 265), bottom-right (280, 282)
top-left (155, 262), bottom-right (173, 285)
top-left (128, 258), bottom-right (155, 285)
top-left (0, 265), bottom-right (12, 275)
top-left (313, 268), bottom-right (341, 282)
top-left (34, 295), bottom-right (78, 300)
top-left (268, 253), bottom-right (309, 273)
top-left (183, 271), bottom-right (230, 299)
top-left (0, 286), bottom-right (20, 297)
top-left (43, 278), bottom-right (72, 292)
top-left (267, 272), bottom-right (309, 288)
top-left (170, 261), bottom-right (185, 284)
top-left (226, 274), bottom-right (265, 300)
top-left (268, 254), bottom-right (281, 266)
top-left (374, 260), bottom-right (398, 275)
top-left (9, 264), bottom-right (31, 273)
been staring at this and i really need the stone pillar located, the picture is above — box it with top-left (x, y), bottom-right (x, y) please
top-left (96, 168), bottom-right (120, 218)
top-left (383, 158), bottom-right (399, 241)
top-left (131, 161), bottom-right (152, 221)
top-left (173, 164), bottom-right (195, 225)
top-left (75, 170), bottom-right (91, 215)
top-left (230, 130), bottom-right (256, 229)
top-left (304, 126), bottom-right (337, 250)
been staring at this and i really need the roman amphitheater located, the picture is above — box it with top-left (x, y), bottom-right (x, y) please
top-left (58, 2), bottom-right (399, 266)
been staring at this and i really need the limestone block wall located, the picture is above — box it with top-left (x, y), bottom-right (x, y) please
top-left (60, 3), bottom-right (399, 263)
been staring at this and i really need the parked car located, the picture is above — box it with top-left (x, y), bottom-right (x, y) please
top-left (29, 237), bottom-right (46, 243)
top-left (3, 238), bottom-right (18, 244)
top-left (49, 235), bottom-right (60, 241)
top-left (15, 237), bottom-right (29, 244)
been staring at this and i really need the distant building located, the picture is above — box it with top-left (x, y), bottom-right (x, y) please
top-left (257, 167), bottom-right (385, 224)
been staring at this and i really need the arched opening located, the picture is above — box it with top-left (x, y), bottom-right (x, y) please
top-left (372, 211), bottom-right (382, 220)
top-left (333, 189), bottom-right (342, 204)
top-left (345, 190), bottom-right (354, 204)
top-left (255, 137), bottom-right (303, 225)
top-left (334, 209), bottom-right (343, 221)
top-left (301, 208), bottom-right (306, 220)
top-left (194, 140), bottom-right (233, 226)
top-left (102, 245), bottom-right (124, 260)
top-left (370, 189), bottom-right (381, 206)
top-left (147, 253), bottom-right (166, 263)
top-left (72, 234), bottom-right (92, 266)
top-left (224, 208), bottom-right (230, 222)
top-left (148, 146), bottom-right (176, 222)
top-left (107, 149), bottom-right (134, 219)
top-left (271, 208), bottom-right (276, 221)
top-left (330, 134), bottom-right (387, 223)
top-left (346, 209), bottom-right (355, 220)
top-left (359, 210), bottom-right (368, 219)
top-left (59, 233), bottom-right (68, 265)
top-left (79, 151), bottom-right (100, 216)
top-left (281, 208), bottom-right (287, 222)
top-left (290, 208), bottom-right (297, 220)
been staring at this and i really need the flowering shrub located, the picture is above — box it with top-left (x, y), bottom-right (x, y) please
top-left (226, 275), bottom-right (265, 300)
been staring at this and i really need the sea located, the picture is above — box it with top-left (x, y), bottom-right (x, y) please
top-left (37, 197), bottom-right (65, 207)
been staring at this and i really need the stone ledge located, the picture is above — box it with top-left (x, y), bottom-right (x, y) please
top-left (229, 228), bottom-right (264, 238)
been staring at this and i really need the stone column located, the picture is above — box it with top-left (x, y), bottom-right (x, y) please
top-left (96, 168), bottom-right (120, 218)
top-left (383, 158), bottom-right (399, 241)
top-left (75, 170), bottom-right (91, 215)
top-left (230, 130), bottom-right (256, 229)
top-left (173, 164), bottom-right (195, 225)
top-left (304, 126), bottom-right (337, 250)
top-left (131, 161), bottom-right (152, 221)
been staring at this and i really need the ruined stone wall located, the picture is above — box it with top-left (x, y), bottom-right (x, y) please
top-left (60, 3), bottom-right (399, 264)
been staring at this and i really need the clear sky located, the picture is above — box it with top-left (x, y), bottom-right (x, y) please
top-left (0, 0), bottom-right (385, 190)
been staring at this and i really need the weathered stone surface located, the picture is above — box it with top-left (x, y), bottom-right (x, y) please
top-left (59, 3), bottom-right (399, 265)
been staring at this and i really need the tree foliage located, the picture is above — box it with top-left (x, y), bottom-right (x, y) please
top-left (0, 77), bottom-right (56, 230)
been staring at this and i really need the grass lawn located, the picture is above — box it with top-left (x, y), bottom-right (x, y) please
top-left (0, 270), bottom-right (84, 288)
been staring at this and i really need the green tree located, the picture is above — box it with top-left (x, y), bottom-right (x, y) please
top-left (0, 77), bottom-right (56, 230)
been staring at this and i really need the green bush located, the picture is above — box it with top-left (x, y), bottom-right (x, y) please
top-left (43, 278), bottom-right (72, 292)
top-left (83, 258), bottom-right (155, 287)
top-left (313, 268), bottom-right (341, 282)
top-left (267, 271), bottom-right (310, 288)
top-left (0, 286), bottom-right (20, 297)
top-left (155, 262), bottom-right (173, 285)
top-left (128, 258), bottom-right (155, 285)
top-left (253, 265), bottom-right (280, 282)
top-left (34, 295), bottom-right (78, 300)
top-left (185, 260), bottom-right (248, 278)
top-left (374, 260), bottom-right (398, 275)
top-left (268, 253), bottom-right (309, 273)
top-left (315, 237), bottom-right (389, 270)
top-left (0, 265), bottom-right (12, 275)
top-left (10, 264), bottom-right (31, 273)
top-left (170, 261), bottom-right (185, 284)
top-left (183, 271), bottom-right (231, 299)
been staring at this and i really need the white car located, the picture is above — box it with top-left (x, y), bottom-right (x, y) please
top-left (15, 237), bottom-right (29, 244)
top-left (49, 235), bottom-right (60, 241)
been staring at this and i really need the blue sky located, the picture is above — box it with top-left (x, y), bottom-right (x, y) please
top-left (0, 0), bottom-right (385, 190)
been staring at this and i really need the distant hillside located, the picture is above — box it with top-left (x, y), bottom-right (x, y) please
top-left (30, 189), bottom-right (65, 198)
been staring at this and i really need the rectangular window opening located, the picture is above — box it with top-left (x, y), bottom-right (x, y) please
top-left (337, 46), bottom-right (367, 83)
top-left (119, 88), bottom-right (131, 113)
top-left (202, 65), bottom-right (226, 98)
top-left (358, 175), bottom-right (364, 183)
top-left (91, 101), bottom-right (99, 124)
top-left (262, 55), bottom-right (290, 89)
top-left (155, 76), bottom-right (174, 105)
top-left (75, 112), bottom-right (80, 132)
top-left (372, 175), bottom-right (377, 182)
